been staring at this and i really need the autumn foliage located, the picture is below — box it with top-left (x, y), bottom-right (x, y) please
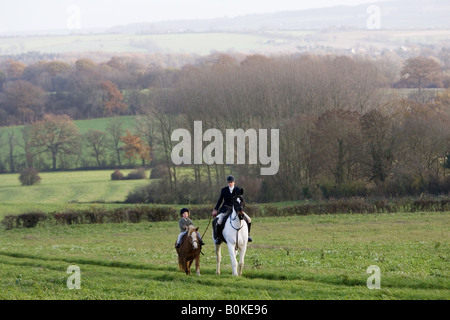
top-left (119, 130), bottom-right (151, 165)
top-left (100, 81), bottom-right (127, 116)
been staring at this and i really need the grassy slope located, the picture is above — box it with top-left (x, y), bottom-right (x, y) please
top-left (0, 169), bottom-right (150, 216)
top-left (0, 212), bottom-right (448, 299)
top-left (0, 33), bottom-right (277, 55)
top-left (2, 30), bottom-right (450, 56)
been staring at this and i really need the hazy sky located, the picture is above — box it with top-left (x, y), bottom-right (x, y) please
top-left (1, 0), bottom-right (391, 33)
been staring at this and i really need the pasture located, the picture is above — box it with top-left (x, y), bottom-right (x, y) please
top-left (2, 29), bottom-right (450, 56)
top-left (0, 169), bottom-right (150, 216)
top-left (0, 211), bottom-right (448, 300)
top-left (0, 170), bottom-right (448, 300)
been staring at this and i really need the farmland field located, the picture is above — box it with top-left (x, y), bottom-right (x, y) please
top-left (0, 211), bottom-right (448, 300)
top-left (0, 169), bottom-right (150, 216)
top-left (0, 170), bottom-right (448, 301)
top-left (2, 29), bottom-right (450, 56)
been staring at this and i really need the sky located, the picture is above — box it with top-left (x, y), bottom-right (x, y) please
top-left (0, 0), bottom-right (391, 33)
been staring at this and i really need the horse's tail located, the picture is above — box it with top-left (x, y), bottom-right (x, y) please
top-left (178, 256), bottom-right (185, 271)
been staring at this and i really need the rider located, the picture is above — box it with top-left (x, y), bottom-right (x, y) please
top-left (175, 208), bottom-right (205, 248)
top-left (212, 175), bottom-right (252, 244)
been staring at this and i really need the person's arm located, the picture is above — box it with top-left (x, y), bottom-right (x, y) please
top-left (214, 188), bottom-right (224, 211)
top-left (179, 219), bottom-right (187, 231)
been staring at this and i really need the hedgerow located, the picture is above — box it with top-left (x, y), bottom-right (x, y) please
top-left (1, 196), bottom-right (449, 230)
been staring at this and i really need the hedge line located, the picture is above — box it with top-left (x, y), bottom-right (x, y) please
top-left (1, 197), bottom-right (449, 230)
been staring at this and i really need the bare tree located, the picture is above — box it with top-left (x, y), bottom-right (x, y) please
top-left (7, 129), bottom-right (18, 172)
top-left (30, 114), bottom-right (81, 171)
top-left (106, 118), bottom-right (125, 166)
top-left (83, 129), bottom-right (110, 167)
top-left (401, 56), bottom-right (442, 93)
top-left (361, 109), bottom-right (395, 183)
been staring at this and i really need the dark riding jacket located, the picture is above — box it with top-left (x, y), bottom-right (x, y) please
top-left (214, 186), bottom-right (241, 213)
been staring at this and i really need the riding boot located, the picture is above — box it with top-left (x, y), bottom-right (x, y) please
top-left (215, 222), bottom-right (224, 244)
top-left (247, 222), bottom-right (253, 242)
top-left (212, 218), bottom-right (220, 244)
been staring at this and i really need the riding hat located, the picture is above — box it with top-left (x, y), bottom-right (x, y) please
top-left (180, 208), bottom-right (190, 216)
top-left (226, 175), bottom-right (235, 182)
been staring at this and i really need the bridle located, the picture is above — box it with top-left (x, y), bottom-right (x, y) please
top-left (229, 195), bottom-right (245, 250)
top-left (229, 196), bottom-right (245, 230)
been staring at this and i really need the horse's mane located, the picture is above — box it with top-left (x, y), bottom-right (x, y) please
top-left (187, 225), bottom-right (198, 236)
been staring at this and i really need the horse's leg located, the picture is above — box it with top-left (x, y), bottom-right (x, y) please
top-left (238, 244), bottom-right (247, 276)
top-left (186, 260), bottom-right (192, 275)
top-left (215, 243), bottom-right (221, 275)
top-left (227, 243), bottom-right (238, 276)
top-left (195, 254), bottom-right (201, 276)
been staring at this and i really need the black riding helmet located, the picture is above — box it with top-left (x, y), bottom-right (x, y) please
top-left (180, 208), bottom-right (190, 216)
top-left (226, 175), bottom-right (235, 182)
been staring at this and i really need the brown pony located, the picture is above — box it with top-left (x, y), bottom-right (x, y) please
top-left (175, 225), bottom-right (202, 276)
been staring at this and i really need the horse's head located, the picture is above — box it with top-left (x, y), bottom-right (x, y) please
top-left (233, 188), bottom-right (245, 220)
top-left (187, 225), bottom-right (200, 249)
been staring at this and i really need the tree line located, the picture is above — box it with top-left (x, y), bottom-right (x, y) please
top-left (0, 115), bottom-right (151, 172)
top-left (0, 52), bottom-right (450, 203)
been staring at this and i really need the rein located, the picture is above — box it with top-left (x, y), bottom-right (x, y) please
top-left (201, 213), bottom-right (212, 241)
top-left (229, 209), bottom-right (244, 251)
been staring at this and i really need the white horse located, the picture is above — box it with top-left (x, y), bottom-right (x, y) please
top-left (214, 190), bottom-right (249, 276)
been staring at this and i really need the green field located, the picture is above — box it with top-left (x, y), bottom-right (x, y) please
top-left (0, 212), bottom-right (448, 300)
top-left (0, 169), bottom-right (150, 216)
top-left (0, 32), bottom-right (283, 55)
top-left (2, 29), bottom-right (450, 57)
top-left (0, 170), bottom-right (448, 300)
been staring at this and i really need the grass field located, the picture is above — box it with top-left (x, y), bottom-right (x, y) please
top-left (0, 212), bottom-right (448, 300)
top-left (0, 169), bottom-right (150, 216)
top-left (0, 170), bottom-right (448, 300)
top-left (0, 32), bottom-right (286, 55)
top-left (2, 29), bottom-right (450, 57)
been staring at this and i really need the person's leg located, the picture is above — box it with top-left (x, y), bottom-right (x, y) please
top-left (197, 232), bottom-right (205, 245)
top-left (243, 213), bottom-right (253, 242)
top-left (175, 231), bottom-right (186, 248)
top-left (213, 213), bottom-right (225, 244)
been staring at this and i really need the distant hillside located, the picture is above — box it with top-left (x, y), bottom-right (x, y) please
top-left (1, 0), bottom-right (449, 57)
top-left (108, 0), bottom-right (450, 33)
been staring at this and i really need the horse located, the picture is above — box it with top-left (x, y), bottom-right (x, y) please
top-left (214, 189), bottom-right (249, 276)
top-left (175, 225), bottom-right (202, 276)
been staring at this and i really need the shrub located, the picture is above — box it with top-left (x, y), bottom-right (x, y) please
top-left (111, 169), bottom-right (124, 180)
top-left (1, 215), bottom-right (18, 230)
top-left (17, 212), bottom-right (47, 228)
top-left (18, 167), bottom-right (41, 186)
top-left (83, 206), bottom-right (108, 223)
top-left (125, 167), bottom-right (146, 180)
top-left (53, 211), bottom-right (83, 225)
top-left (144, 206), bottom-right (177, 222)
top-left (124, 207), bottom-right (144, 223)
top-left (149, 164), bottom-right (168, 179)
